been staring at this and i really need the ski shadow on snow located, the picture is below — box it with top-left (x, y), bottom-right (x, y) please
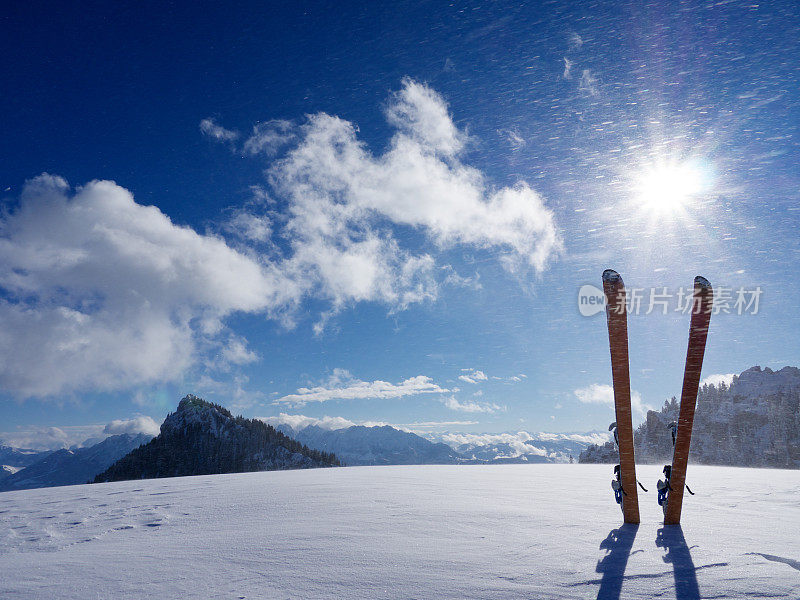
top-left (656, 525), bottom-right (700, 600)
top-left (595, 524), bottom-right (639, 600)
top-left (592, 524), bottom-right (718, 600)
top-left (746, 552), bottom-right (800, 572)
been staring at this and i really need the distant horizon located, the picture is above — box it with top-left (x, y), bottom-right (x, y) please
top-left (2, 362), bottom-right (791, 451)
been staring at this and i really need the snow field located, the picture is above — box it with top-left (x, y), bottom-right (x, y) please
top-left (1, 464), bottom-right (798, 599)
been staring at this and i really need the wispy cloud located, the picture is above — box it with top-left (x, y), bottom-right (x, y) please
top-left (258, 413), bottom-right (357, 431)
top-left (200, 118), bottom-right (239, 142)
top-left (258, 414), bottom-right (479, 434)
top-left (258, 413), bottom-right (481, 433)
top-left (443, 395), bottom-right (502, 413)
top-left (222, 205), bottom-right (273, 243)
top-left (701, 373), bottom-right (735, 388)
top-left (242, 119), bottom-right (295, 156)
top-left (207, 77), bottom-right (561, 332)
top-left (434, 430), bottom-right (608, 459)
top-left (274, 368), bottom-right (449, 406)
top-left (439, 431), bottom-right (544, 457)
top-left (458, 368), bottom-right (488, 384)
top-left (103, 416), bottom-right (160, 437)
top-left (574, 383), bottom-right (650, 416)
top-left (1, 416), bottom-right (159, 450)
top-left (402, 420), bottom-right (479, 429)
top-left (489, 373), bottom-right (527, 383)
top-left (579, 69), bottom-right (599, 96)
top-left (193, 373), bottom-right (267, 412)
top-left (563, 57), bottom-right (573, 79)
top-left (220, 335), bottom-right (259, 367)
top-left (0, 426), bottom-right (73, 450)
top-left (498, 127), bottom-right (526, 150)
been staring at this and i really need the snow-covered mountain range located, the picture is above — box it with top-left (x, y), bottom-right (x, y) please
top-left (272, 421), bottom-right (605, 466)
top-left (431, 431), bottom-right (608, 464)
top-left (0, 444), bottom-right (51, 473)
top-left (277, 424), bottom-right (462, 465)
top-left (1, 398), bottom-right (604, 493)
top-left (0, 433), bottom-right (152, 492)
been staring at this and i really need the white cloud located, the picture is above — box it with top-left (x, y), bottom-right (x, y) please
top-left (103, 416), bottom-right (160, 437)
top-left (499, 127), bottom-right (526, 150)
top-left (563, 57), bottom-right (573, 79)
top-left (200, 118), bottom-right (239, 142)
top-left (489, 373), bottom-right (527, 383)
top-left (3, 79), bottom-right (560, 399)
top-left (443, 396), bottom-right (502, 413)
top-left (266, 78), bottom-right (560, 322)
top-left (207, 81), bottom-right (560, 314)
top-left (275, 368), bottom-right (449, 406)
top-left (401, 420), bottom-right (478, 429)
top-left (536, 431), bottom-right (609, 445)
top-left (220, 335), bottom-right (259, 366)
top-left (701, 373), bottom-right (735, 388)
top-left (0, 175), bottom-right (292, 398)
top-left (438, 431), bottom-right (543, 457)
top-left (202, 78), bottom-right (559, 333)
top-left (568, 32), bottom-right (583, 51)
top-left (1, 416), bottom-right (161, 450)
top-left (458, 368), bottom-right (488, 384)
top-left (385, 79), bottom-right (467, 158)
top-left (223, 208), bottom-right (273, 243)
top-left (442, 266), bottom-right (481, 290)
top-left (258, 413), bottom-right (356, 431)
top-left (574, 383), bottom-right (650, 416)
top-left (434, 430), bottom-right (609, 460)
top-left (242, 120), bottom-right (295, 156)
top-left (579, 69), bottom-right (599, 96)
top-left (193, 373), bottom-right (266, 412)
top-left (0, 426), bottom-right (71, 450)
top-left (257, 414), bottom-right (480, 434)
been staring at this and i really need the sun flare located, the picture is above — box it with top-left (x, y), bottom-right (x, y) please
top-left (634, 161), bottom-right (711, 215)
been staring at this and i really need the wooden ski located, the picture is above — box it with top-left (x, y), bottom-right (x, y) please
top-left (664, 276), bottom-right (713, 525)
top-left (602, 269), bottom-right (640, 524)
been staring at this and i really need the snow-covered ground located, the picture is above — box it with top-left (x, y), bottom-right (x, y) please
top-left (1, 465), bottom-right (798, 599)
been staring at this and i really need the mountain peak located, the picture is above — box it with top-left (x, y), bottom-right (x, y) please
top-left (176, 394), bottom-right (231, 415)
top-left (732, 365), bottom-right (800, 398)
top-left (162, 395), bottom-right (233, 437)
top-left (95, 396), bottom-right (339, 483)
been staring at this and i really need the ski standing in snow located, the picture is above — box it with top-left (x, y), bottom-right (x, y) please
top-left (602, 270), bottom-right (640, 524)
top-left (660, 277), bottom-right (712, 524)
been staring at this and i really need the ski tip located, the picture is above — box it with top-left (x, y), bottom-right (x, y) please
top-left (694, 275), bottom-right (712, 290)
top-left (602, 269), bottom-right (621, 283)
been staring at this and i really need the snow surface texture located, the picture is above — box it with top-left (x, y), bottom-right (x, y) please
top-left (1, 465), bottom-right (798, 599)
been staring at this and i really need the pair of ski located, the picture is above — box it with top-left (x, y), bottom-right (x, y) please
top-left (603, 269), bottom-right (713, 525)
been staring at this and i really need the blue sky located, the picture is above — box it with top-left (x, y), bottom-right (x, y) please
top-left (1, 1), bottom-right (799, 449)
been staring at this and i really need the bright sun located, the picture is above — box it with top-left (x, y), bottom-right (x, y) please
top-left (635, 161), bottom-right (710, 215)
